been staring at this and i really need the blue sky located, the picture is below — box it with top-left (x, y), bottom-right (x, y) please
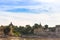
top-left (0, 0), bottom-right (60, 27)
top-left (0, 0), bottom-right (53, 13)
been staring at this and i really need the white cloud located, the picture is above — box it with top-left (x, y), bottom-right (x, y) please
top-left (33, 0), bottom-right (54, 3)
top-left (0, 0), bottom-right (60, 27)
top-left (33, 0), bottom-right (60, 3)
top-left (0, 11), bottom-right (60, 27)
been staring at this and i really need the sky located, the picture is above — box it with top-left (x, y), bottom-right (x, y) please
top-left (0, 0), bottom-right (60, 27)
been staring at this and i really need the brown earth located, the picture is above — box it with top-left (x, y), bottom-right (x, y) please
top-left (0, 37), bottom-right (60, 40)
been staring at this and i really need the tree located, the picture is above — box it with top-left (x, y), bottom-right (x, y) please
top-left (45, 24), bottom-right (48, 29)
top-left (3, 26), bottom-right (10, 35)
top-left (19, 26), bottom-right (25, 34)
top-left (33, 23), bottom-right (39, 29)
top-left (13, 26), bottom-right (20, 36)
top-left (13, 26), bottom-right (19, 32)
top-left (25, 25), bottom-right (32, 34)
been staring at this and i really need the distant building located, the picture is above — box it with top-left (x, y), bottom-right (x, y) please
top-left (8, 22), bottom-right (14, 36)
top-left (34, 24), bottom-right (44, 35)
top-left (55, 25), bottom-right (60, 36)
top-left (0, 22), bottom-right (60, 37)
top-left (33, 24), bottom-right (60, 37)
top-left (0, 22), bottom-right (14, 36)
top-left (55, 25), bottom-right (60, 33)
top-left (0, 25), bottom-right (4, 35)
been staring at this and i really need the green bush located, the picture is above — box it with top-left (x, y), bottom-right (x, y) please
top-left (13, 32), bottom-right (21, 36)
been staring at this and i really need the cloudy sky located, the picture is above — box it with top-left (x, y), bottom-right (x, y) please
top-left (0, 0), bottom-right (60, 27)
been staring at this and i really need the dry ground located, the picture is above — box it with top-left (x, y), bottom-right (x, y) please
top-left (0, 37), bottom-right (60, 40)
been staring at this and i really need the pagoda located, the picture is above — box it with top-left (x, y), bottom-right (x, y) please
top-left (8, 22), bottom-right (14, 36)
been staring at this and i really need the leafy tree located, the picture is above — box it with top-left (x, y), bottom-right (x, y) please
top-left (13, 26), bottom-right (19, 32)
top-left (13, 26), bottom-right (20, 36)
top-left (33, 23), bottom-right (39, 29)
top-left (30, 28), bottom-right (34, 34)
top-left (25, 25), bottom-right (32, 34)
top-left (19, 26), bottom-right (25, 34)
top-left (18, 25), bottom-right (32, 35)
top-left (3, 26), bottom-right (10, 35)
top-left (45, 24), bottom-right (48, 29)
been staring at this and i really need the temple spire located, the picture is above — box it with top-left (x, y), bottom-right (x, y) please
top-left (9, 22), bottom-right (14, 36)
top-left (39, 22), bottom-right (42, 27)
top-left (9, 22), bottom-right (13, 26)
